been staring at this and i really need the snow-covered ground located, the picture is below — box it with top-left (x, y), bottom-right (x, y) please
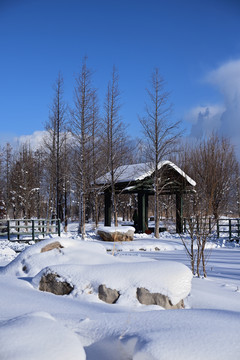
top-left (0, 222), bottom-right (240, 359)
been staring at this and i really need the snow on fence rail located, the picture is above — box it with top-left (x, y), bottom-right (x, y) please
top-left (183, 217), bottom-right (240, 240)
top-left (0, 219), bottom-right (61, 241)
top-left (216, 218), bottom-right (240, 239)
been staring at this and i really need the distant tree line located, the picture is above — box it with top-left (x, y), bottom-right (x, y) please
top-left (0, 61), bottom-right (239, 241)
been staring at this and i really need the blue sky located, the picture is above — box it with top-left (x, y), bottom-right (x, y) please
top-left (1, 0), bottom-right (240, 154)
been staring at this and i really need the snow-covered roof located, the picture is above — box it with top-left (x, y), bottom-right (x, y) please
top-left (96, 161), bottom-right (196, 187)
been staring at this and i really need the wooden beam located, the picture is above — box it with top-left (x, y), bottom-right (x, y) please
top-left (138, 191), bottom-right (148, 233)
top-left (176, 192), bottom-right (183, 233)
top-left (104, 190), bottom-right (112, 226)
top-left (145, 193), bottom-right (148, 231)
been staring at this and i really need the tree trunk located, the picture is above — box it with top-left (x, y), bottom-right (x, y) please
top-left (154, 173), bottom-right (160, 238)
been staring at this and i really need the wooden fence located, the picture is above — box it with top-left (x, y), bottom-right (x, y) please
top-left (183, 217), bottom-right (240, 240)
top-left (0, 219), bottom-right (61, 241)
top-left (216, 218), bottom-right (240, 239)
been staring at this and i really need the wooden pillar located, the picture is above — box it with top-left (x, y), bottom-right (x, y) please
top-left (104, 189), bottom-right (112, 226)
top-left (138, 191), bottom-right (148, 233)
top-left (145, 193), bottom-right (148, 230)
top-left (176, 192), bottom-right (183, 233)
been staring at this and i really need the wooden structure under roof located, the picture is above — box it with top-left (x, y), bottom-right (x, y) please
top-left (96, 161), bottom-right (196, 233)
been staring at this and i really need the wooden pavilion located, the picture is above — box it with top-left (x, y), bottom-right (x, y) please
top-left (96, 161), bottom-right (196, 233)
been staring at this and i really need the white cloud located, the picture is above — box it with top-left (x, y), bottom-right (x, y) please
top-left (206, 59), bottom-right (240, 140)
top-left (206, 59), bottom-right (240, 102)
top-left (186, 105), bottom-right (225, 138)
top-left (14, 130), bottom-right (75, 153)
top-left (186, 59), bottom-right (240, 157)
top-left (15, 131), bottom-right (47, 150)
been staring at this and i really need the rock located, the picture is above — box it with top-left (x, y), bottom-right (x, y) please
top-left (22, 265), bottom-right (28, 273)
top-left (98, 284), bottom-right (120, 304)
top-left (97, 229), bottom-right (134, 242)
top-left (41, 241), bottom-right (63, 253)
top-left (39, 273), bottom-right (73, 295)
top-left (136, 287), bottom-right (184, 309)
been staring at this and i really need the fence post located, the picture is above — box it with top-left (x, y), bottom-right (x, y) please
top-left (57, 219), bottom-right (61, 237)
top-left (17, 220), bottom-right (20, 240)
top-left (32, 220), bottom-right (35, 241)
top-left (183, 218), bottom-right (186, 233)
top-left (7, 220), bottom-right (10, 241)
top-left (46, 220), bottom-right (49, 234)
top-left (217, 220), bottom-right (219, 238)
top-left (238, 219), bottom-right (240, 237)
top-left (42, 220), bottom-right (45, 237)
top-left (229, 219), bottom-right (231, 240)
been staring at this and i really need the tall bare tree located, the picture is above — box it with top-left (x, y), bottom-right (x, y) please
top-left (139, 68), bottom-right (181, 237)
top-left (3, 143), bottom-right (13, 216)
top-left (102, 67), bottom-right (129, 226)
top-left (70, 58), bottom-right (93, 238)
top-left (0, 147), bottom-right (6, 218)
top-left (44, 72), bottom-right (66, 221)
top-left (88, 89), bottom-right (102, 227)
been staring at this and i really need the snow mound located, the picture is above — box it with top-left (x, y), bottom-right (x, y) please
top-left (1, 236), bottom-right (192, 307)
top-left (0, 311), bottom-right (86, 360)
top-left (0, 237), bottom-right (118, 277)
top-left (0, 245), bottom-right (16, 265)
top-left (81, 309), bottom-right (240, 360)
top-left (32, 261), bottom-right (192, 306)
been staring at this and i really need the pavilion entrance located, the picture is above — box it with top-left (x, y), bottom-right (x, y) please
top-left (97, 161), bottom-right (196, 234)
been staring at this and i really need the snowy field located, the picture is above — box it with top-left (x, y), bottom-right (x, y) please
top-left (0, 223), bottom-right (240, 360)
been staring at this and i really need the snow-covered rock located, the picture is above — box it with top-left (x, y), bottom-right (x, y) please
top-left (98, 284), bottom-right (120, 304)
top-left (32, 261), bottom-right (192, 307)
top-left (136, 287), bottom-right (184, 309)
top-left (39, 272), bottom-right (74, 295)
top-left (97, 225), bottom-right (135, 242)
top-left (1, 236), bottom-right (192, 307)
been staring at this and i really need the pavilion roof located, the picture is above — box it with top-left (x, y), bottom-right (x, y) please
top-left (96, 161), bottom-right (196, 193)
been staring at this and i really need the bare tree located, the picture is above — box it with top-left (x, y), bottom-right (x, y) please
top-left (9, 144), bottom-right (40, 219)
top-left (139, 69), bottom-right (181, 237)
top-left (185, 134), bottom-right (237, 219)
top-left (180, 191), bottom-right (214, 277)
top-left (179, 133), bottom-right (238, 277)
top-left (3, 143), bottom-right (13, 216)
top-left (0, 147), bottom-right (6, 218)
top-left (235, 163), bottom-right (240, 218)
top-left (101, 66), bottom-right (130, 226)
top-left (44, 72), bottom-right (67, 221)
top-left (61, 133), bottom-right (72, 232)
top-left (88, 89), bottom-right (102, 227)
top-left (70, 58), bottom-right (93, 238)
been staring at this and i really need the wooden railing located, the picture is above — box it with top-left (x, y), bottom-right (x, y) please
top-left (0, 219), bottom-right (61, 241)
top-left (183, 217), bottom-right (240, 240)
top-left (216, 218), bottom-right (240, 240)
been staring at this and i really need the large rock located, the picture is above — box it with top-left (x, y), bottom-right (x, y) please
top-left (98, 284), bottom-right (120, 304)
top-left (39, 272), bottom-right (73, 295)
top-left (97, 229), bottom-right (134, 242)
top-left (136, 287), bottom-right (184, 309)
